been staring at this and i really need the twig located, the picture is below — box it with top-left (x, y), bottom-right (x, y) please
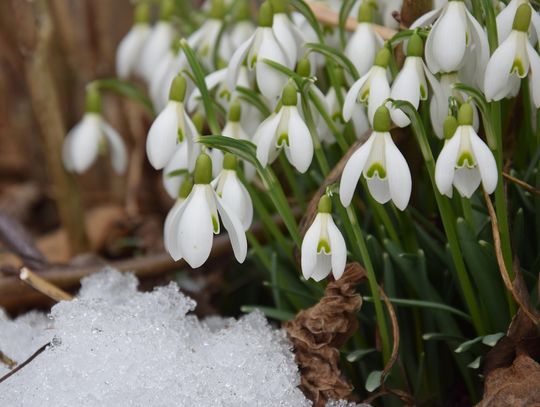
top-left (503, 172), bottom-right (540, 197)
top-left (307, 2), bottom-right (397, 40)
top-left (483, 189), bottom-right (539, 325)
top-left (0, 342), bottom-right (49, 385)
top-left (0, 350), bottom-right (17, 369)
top-left (20, 267), bottom-right (73, 302)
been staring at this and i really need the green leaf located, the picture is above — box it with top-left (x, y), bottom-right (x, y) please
top-left (93, 79), bottom-right (155, 116)
top-left (166, 168), bottom-right (189, 178)
top-left (422, 333), bottom-right (464, 342)
top-left (240, 305), bottom-right (295, 321)
top-left (365, 370), bottom-right (383, 392)
top-left (179, 39), bottom-right (221, 134)
top-left (346, 348), bottom-right (376, 363)
top-left (338, 0), bottom-right (356, 48)
top-left (304, 42), bottom-right (360, 80)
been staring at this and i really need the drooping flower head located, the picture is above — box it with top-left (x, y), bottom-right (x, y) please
top-left (301, 195), bottom-right (347, 282)
top-left (164, 153), bottom-right (248, 267)
top-left (435, 103), bottom-right (498, 198)
top-left (227, 1), bottom-right (291, 100)
top-left (146, 74), bottom-right (198, 171)
top-left (62, 85), bottom-right (127, 175)
top-left (484, 4), bottom-right (540, 108)
top-left (270, 0), bottom-right (304, 68)
top-left (254, 83), bottom-right (314, 172)
top-left (116, 3), bottom-right (151, 80)
top-left (340, 105), bottom-right (412, 211)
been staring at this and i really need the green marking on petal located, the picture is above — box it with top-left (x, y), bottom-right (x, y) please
top-left (420, 85), bottom-right (427, 100)
top-left (366, 162), bottom-right (387, 178)
top-left (317, 239), bottom-right (331, 254)
top-left (219, 88), bottom-right (232, 101)
top-left (212, 215), bottom-right (220, 233)
top-left (511, 58), bottom-right (525, 77)
top-left (250, 55), bottom-right (257, 68)
top-left (277, 132), bottom-right (289, 147)
top-left (456, 151), bottom-right (476, 168)
top-left (178, 128), bottom-right (184, 143)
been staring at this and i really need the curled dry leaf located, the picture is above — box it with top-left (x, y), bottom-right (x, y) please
top-left (283, 262), bottom-right (366, 406)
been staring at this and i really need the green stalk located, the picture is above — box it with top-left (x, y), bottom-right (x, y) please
top-left (308, 89), bottom-right (349, 153)
top-left (278, 155), bottom-right (307, 211)
top-left (392, 100), bottom-right (487, 335)
top-left (300, 91), bottom-right (331, 175)
top-left (345, 205), bottom-right (391, 362)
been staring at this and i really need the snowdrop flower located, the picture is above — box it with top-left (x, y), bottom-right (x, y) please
top-left (270, 0), bottom-right (303, 67)
top-left (340, 106), bottom-right (412, 211)
top-left (301, 195), bottom-right (347, 282)
top-left (139, 0), bottom-right (176, 82)
top-left (227, 1), bottom-right (290, 100)
top-left (390, 33), bottom-right (441, 128)
top-left (162, 140), bottom-right (203, 199)
top-left (116, 3), bottom-right (151, 80)
top-left (496, 0), bottom-right (540, 44)
top-left (381, 0), bottom-right (403, 29)
top-left (189, 0), bottom-right (232, 70)
top-left (164, 153), bottom-right (247, 267)
top-left (164, 177), bottom-right (193, 256)
top-left (435, 104), bottom-right (497, 198)
top-left (429, 72), bottom-right (479, 139)
top-left (343, 47), bottom-right (391, 126)
top-left (146, 75), bottom-right (198, 170)
top-left (484, 5), bottom-right (540, 108)
top-left (345, 1), bottom-right (384, 78)
top-left (229, 1), bottom-right (257, 50)
top-left (414, 0), bottom-right (489, 76)
top-left (211, 154), bottom-right (253, 230)
top-left (254, 83), bottom-right (314, 172)
top-left (62, 86), bottom-right (127, 175)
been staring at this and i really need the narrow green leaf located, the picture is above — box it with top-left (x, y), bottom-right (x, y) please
top-left (338, 0), bottom-right (356, 48)
top-left (235, 86), bottom-right (271, 117)
top-left (305, 42), bottom-right (359, 80)
top-left (166, 168), bottom-right (189, 178)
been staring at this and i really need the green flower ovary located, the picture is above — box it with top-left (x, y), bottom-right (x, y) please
top-left (365, 162), bottom-right (387, 179)
top-left (456, 151), bottom-right (476, 168)
top-left (317, 239), bottom-right (331, 254)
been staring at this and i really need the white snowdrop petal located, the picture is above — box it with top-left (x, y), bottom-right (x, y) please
top-left (469, 130), bottom-right (498, 194)
top-left (327, 218), bottom-right (347, 280)
top-left (527, 42), bottom-right (540, 108)
top-left (367, 72), bottom-right (391, 125)
top-left (256, 30), bottom-right (289, 100)
top-left (287, 108), bottom-right (313, 173)
top-left (272, 14), bottom-right (297, 67)
top-left (255, 112), bottom-right (282, 167)
top-left (366, 177), bottom-right (391, 204)
top-left (226, 34), bottom-right (255, 92)
top-left (339, 133), bottom-right (376, 207)
top-left (345, 24), bottom-right (380, 77)
top-left (430, 3), bottom-right (468, 72)
top-left (309, 255), bottom-right (332, 282)
top-left (384, 133), bottom-right (412, 210)
top-left (351, 105), bottom-right (370, 138)
top-left (116, 25), bottom-right (150, 80)
top-left (178, 186), bottom-right (214, 268)
top-left (301, 214), bottom-right (322, 280)
top-left (216, 192), bottom-right (248, 263)
top-left (146, 102), bottom-right (179, 169)
top-left (390, 58), bottom-right (421, 127)
top-left (70, 114), bottom-right (102, 174)
top-left (187, 68), bottom-right (227, 112)
top-left (220, 173), bottom-right (249, 230)
top-left (435, 128), bottom-right (462, 196)
top-left (101, 121), bottom-right (128, 175)
top-left (496, 0), bottom-right (519, 43)
top-left (484, 34), bottom-right (518, 101)
top-left (139, 22), bottom-right (175, 81)
top-left (343, 74), bottom-right (369, 122)
top-left (164, 198), bottom-right (189, 261)
top-left (410, 8), bottom-right (442, 30)
top-left (453, 167), bottom-right (481, 198)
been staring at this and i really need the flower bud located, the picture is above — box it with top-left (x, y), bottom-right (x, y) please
top-left (443, 115), bottom-right (458, 140)
top-left (169, 75), bottom-right (187, 102)
top-left (357, 1), bottom-right (375, 23)
top-left (194, 153), bottom-right (213, 184)
top-left (160, 0), bottom-right (175, 21)
top-left (192, 111), bottom-right (205, 134)
top-left (407, 33), bottom-right (424, 58)
top-left (270, 0), bottom-right (288, 14)
top-left (258, 1), bottom-right (274, 27)
top-left (85, 85), bottom-right (102, 114)
top-left (281, 83), bottom-right (298, 106)
top-left (457, 103), bottom-right (473, 126)
top-left (235, 0), bottom-right (251, 21)
top-left (209, 0), bottom-right (225, 20)
top-left (178, 177), bottom-right (194, 199)
top-left (512, 4), bottom-right (531, 32)
top-left (374, 47), bottom-right (391, 68)
top-left (134, 3), bottom-right (150, 24)
top-left (296, 58), bottom-right (311, 77)
top-left (373, 105), bottom-right (392, 132)
top-left (223, 153), bottom-right (238, 170)
top-left (228, 100), bottom-right (242, 122)
top-left (317, 195), bottom-right (332, 213)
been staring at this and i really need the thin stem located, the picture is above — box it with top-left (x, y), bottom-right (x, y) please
top-left (279, 155), bottom-right (307, 211)
top-left (301, 92), bottom-right (331, 175)
top-left (345, 205), bottom-right (391, 362)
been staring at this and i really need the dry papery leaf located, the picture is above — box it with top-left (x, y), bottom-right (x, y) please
top-left (284, 262), bottom-right (366, 407)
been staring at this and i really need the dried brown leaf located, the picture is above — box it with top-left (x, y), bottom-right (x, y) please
top-left (284, 263), bottom-right (367, 406)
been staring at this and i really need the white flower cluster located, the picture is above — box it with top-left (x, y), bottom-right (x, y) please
top-left (64, 0), bottom-right (539, 280)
